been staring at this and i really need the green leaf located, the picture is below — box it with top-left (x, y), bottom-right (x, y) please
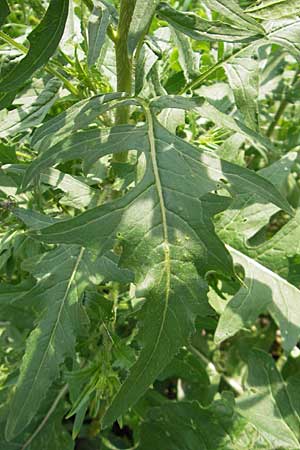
top-left (5, 165), bottom-right (100, 209)
top-left (5, 245), bottom-right (87, 440)
top-left (0, 0), bottom-right (69, 92)
top-left (25, 396), bottom-right (74, 450)
top-left (171, 28), bottom-right (200, 82)
top-left (225, 54), bottom-right (259, 131)
top-left (0, 79), bottom-right (61, 138)
top-left (246, 0), bottom-right (300, 20)
top-left (151, 95), bottom-right (276, 157)
top-left (216, 151), bottom-right (297, 249)
top-left (266, 17), bottom-right (300, 58)
top-left (31, 92), bottom-right (127, 151)
top-left (135, 42), bottom-right (159, 94)
top-left (215, 245), bottom-right (300, 352)
top-left (127, 0), bottom-right (160, 56)
top-left (157, 2), bottom-right (263, 43)
top-left (140, 393), bottom-right (270, 449)
top-left (5, 207), bottom-right (131, 439)
top-left (0, 0), bottom-right (9, 28)
top-left (203, 0), bottom-right (265, 33)
top-left (22, 100), bottom-right (293, 425)
top-left (237, 349), bottom-right (300, 449)
top-left (88, 0), bottom-right (111, 66)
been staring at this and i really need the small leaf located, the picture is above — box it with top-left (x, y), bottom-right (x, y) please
top-left (171, 28), bottom-right (200, 82)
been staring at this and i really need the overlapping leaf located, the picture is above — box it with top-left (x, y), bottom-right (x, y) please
top-left (237, 350), bottom-right (300, 449)
top-left (0, 79), bottom-right (62, 139)
top-left (246, 0), bottom-right (300, 20)
top-left (203, 0), bottom-right (264, 33)
top-left (215, 153), bottom-right (300, 349)
top-left (19, 96), bottom-right (293, 425)
top-left (216, 246), bottom-right (300, 351)
top-left (140, 349), bottom-right (300, 449)
top-left (5, 209), bottom-right (132, 440)
top-left (31, 92), bottom-right (128, 151)
top-left (140, 393), bottom-right (270, 449)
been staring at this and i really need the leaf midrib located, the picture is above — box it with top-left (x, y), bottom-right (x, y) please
top-left (134, 107), bottom-right (171, 368)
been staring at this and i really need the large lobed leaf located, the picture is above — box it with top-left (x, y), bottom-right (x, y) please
top-left (19, 96), bottom-right (293, 425)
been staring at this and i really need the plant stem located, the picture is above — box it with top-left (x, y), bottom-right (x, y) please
top-left (0, 30), bottom-right (27, 53)
top-left (0, 31), bottom-right (79, 97)
top-left (113, 0), bottom-right (136, 163)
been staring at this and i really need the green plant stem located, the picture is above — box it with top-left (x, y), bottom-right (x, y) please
top-left (0, 30), bottom-right (27, 53)
top-left (113, 0), bottom-right (136, 163)
top-left (0, 31), bottom-right (79, 97)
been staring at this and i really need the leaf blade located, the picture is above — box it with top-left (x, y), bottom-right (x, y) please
top-left (0, 0), bottom-right (69, 92)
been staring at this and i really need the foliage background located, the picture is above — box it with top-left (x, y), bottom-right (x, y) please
top-left (1, 0), bottom-right (300, 449)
